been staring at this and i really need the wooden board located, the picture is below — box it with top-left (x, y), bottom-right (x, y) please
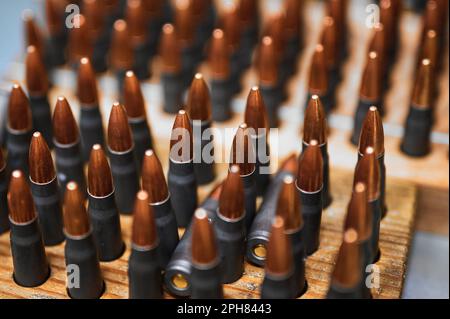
top-left (0, 167), bottom-right (417, 299)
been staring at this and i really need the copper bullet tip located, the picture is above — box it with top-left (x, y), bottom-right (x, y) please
top-left (63, 182), bottom-right (90, 237)
top-left (45, 0), bottom-right (65, 35)
top-left (132, 190), bottom-right (158, 248)
top-left (265, 216), bottom-right (293, 276)
top-left (175, 0), bottom-right (195, 48)
top-left (230, 123), bottom-right (256, 176)
top-left (110, 19), bottom-right (133, 70)
top-left (321, 16), bottom-right (338, 69)
top-left (420, 30), bottom-right (438, 67)
top-left (53, 96), bottom-right (79, 145)
top-left (412, 59), bottom-right (433, 110)
top-left (358, 106), bottom-right (385, 157)
top-left (238, 0), bottom-right (258, 28)
top-left (354, 147), bottom-right (380, 202)
top-left (160, 23), bottom-right (182, 73)
top-left (221, 4), bottom-right (241, 54)
top-left (331, 228), bottom-right (361, 288)
top-left (360, 51), bottom-right (381, 101)
top-left (284, 0), bottom-right (302, 38)
top-left (280, 153), bottom-right (299, 175)
top-left (170, 110), bottom-right (194, 162)
top-left (276, 176), bottom-right (303, 232)
top-left (303, 95), bottom-right (327, 146)
top-left (308, 44), bottom-right (328, 95)
top-left (141, 149), bottom-right (169, 204)
top-left (8, 170), bottom-right (36, 224)
top-left (77, 57), bottom-right (99, 106)
top-left (191, 208), bottom-right (219, 266)
top-left (25, 45), bottom-right (49, 96)
top-left (126, 0), bottom-right (148, 46)
top-left (23, 10), bottom-right (44, 57)
top-left (209, 28), bottom-right (230, 79)
top-left (88, 145), bottom-right (114, 197)
top-left (186, 73), bottom-right (212, 121)
top-left (107, 102), bottom-right (134, 152)
top-left (258, 36), bottom-right (278, 86)
top-left (219, 165), bottom-right (245, 220)
top-left (29, 132), bottom-right (56, 184)
top-left (7, 83), bottom-right (32, 131)
top-left (68, 14), bottom-right (92, 63)
top-left (344, 183), bottom-right (372, 241)
top-left (123, 70), bottom-right (147, 119)
top-left (297, 140), bottom-right (323, 192)
top-left (244, 86), bottom-right (269, 132)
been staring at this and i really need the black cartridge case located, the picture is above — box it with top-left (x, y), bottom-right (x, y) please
top-left (252, 134), bottom-right (271, 196)
top-left (230, 51), bottom-right (244, 95)
top-left (0, 163), bottom-right (9, 234)
top-left (54, 139), bottom-right (86, 198)
top-left (88, 190), bottom-right (125, 261)
top-left (9, 216), bottom-right (50, 287)
top-left (303, 141), bottom-right (332, 209)
top-left (128, 243), bottom-right (163, 299)
top-left (181, 46), bottom-right (198, 88)
top-left (260, 84), bottom-right (282, 128)
top-left (79, 105), bottom-right (105, 162)
top-left (29, 95), bottom-right (53, 149)
top-left (161, 72), bottom-right (183, 114)
top-left (297, 186), bottom-right (323, 256)
top-left (351, 99), bottom-right (381, 146)
top-left (92, 40), bottom-right (109, 73)
top-left (191, 259), bottom-right (223, 299)
top-left (30, 177), bottom-right (64, 246)
top-left (369, 199), bottom-right (382, 263)
top-left (151, 195), bottom-right (179, 268)
top-left (246, 170), bottom-right (294, 267)
top-left (168, 158), bottom-right (198, 228)
top-left (326, 282), bottom-right (367, 299)
top-left (133, 43), bottom-right (152, 80)
top-left (129, 118), bottom-right (153, 170)
top-left (215, 210), bottom-right (246, 284)
top-left (241, 170), bottom-right (257, 230)
top-left (261, 270), bottom-right (296, 299)
top-left (192, 120), bottom-right (215, 185)
top-left (64, 231), bottom-right (104, 299)
top-left (164, 193), bottom-right (218, 297)
top-left (401, 107), bottom-right (432, 157)
top-left (46, 33), bottom-right (67, 67)
top-left (108, 148), bottom-right (140, 215)
top-left (288, 227), bottom-right (307, 298)
top-left (6, 126), bottom-right (32, 176)
top-left (210, 78), bottom-right (233, 122)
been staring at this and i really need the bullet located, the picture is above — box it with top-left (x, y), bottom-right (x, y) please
top-left (276, 176), bottom-right (307, 297)
top-left (6, 84), bottom-right (33, 176)
top-left (107, 103), bottom-right (140, 214)
top-left (110, 20), bottom-right (134, 94)
top-left (327, 229), bottom-right (369, 299)
top-left (344, 183), bottom-right (373, 299)
top-left (52, 97), bottom-right (86, 197)
top-left (380, 0), bottom-right (401, 66)
top-left (320, 17), bottom-right (340, 110)
top-left (123, 71), bottom-right (154, 170)
top-left (159, 24), bottom-right (184, 114)
top-left (261, 217), bottom-right (296, 299)
top-left (283, 0), bottom-right (304, 72)
top-left (186, 74), bottom-right (216, 185)
top-left (351, 51), bottom-right (382, 145)
top-left (191, 208), bottom-right (223, 299)
top-left (264, 13), bottom-right (289, 86)
top-left (237, 0), bottom-right (259, 68)
top-left (423, 0), bottom-right (446, 46)
top-left (0, 149), bottom-right (8, 234)
top-left (83, 0), bottom-right (109, 73)
top-left (402, 59), bottom-right (434, 157)
top-left (164, 183), bottom-right (222, 297)
top-left (419, 30), bottom-right (439, 71)
top-left (142, 0), bottom-right (165, 54)
top-left (354, 147), bottom-right (381, 263)
top-left (258, 36), bottom-right (282, 128)
top-left (192, 0), bottom-right (216, 48)
top-left (216, 165), bottom-right (246, 283)
top-left (306, 44), bottom-right (331, 114)
top-left (77, 57), bottom-right (106, 162)
top-left (231, 123), bottom-right (257, 229)
top-left (28, 132), bottom-right (64, 246)
top-left (168, 110), bottom-right (198, 227)
top-left (25, 45), bottom-right (54, 149)
top-left (126, 0), bottom-right (152, 80)
top-left (246, 154), bottom-right (297, 267)
top-left (245, 87), bottom-right (271, 196)
top-left (369, 23), bottom-right (389, 93)
top-left (327, 0), bottom-right (349, 60)
top-left (303, 95), bottom-right (332, 208)
top-left (87, 145), bottom-right (125, 261)
top-left (67, 14), bottom-right (93, 68)
top-left (141, 150), bottom-right (179, 268)
top-left (296, 140), bottom-right (323, 256)
top-left (128, 191), bottom-right (163, 299)
top-left (44, 0), bottom-right (67, 66)
top-left (63, 182), bottom-right (104, 299)
top-left (208, 29), bottom-right (233, 122)
top-left (7, 170), bottom-right (50, 287)
top-left (23, 10), bottom-right (51, 71)
top-left (358, 106), bottom-right (387, 218)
